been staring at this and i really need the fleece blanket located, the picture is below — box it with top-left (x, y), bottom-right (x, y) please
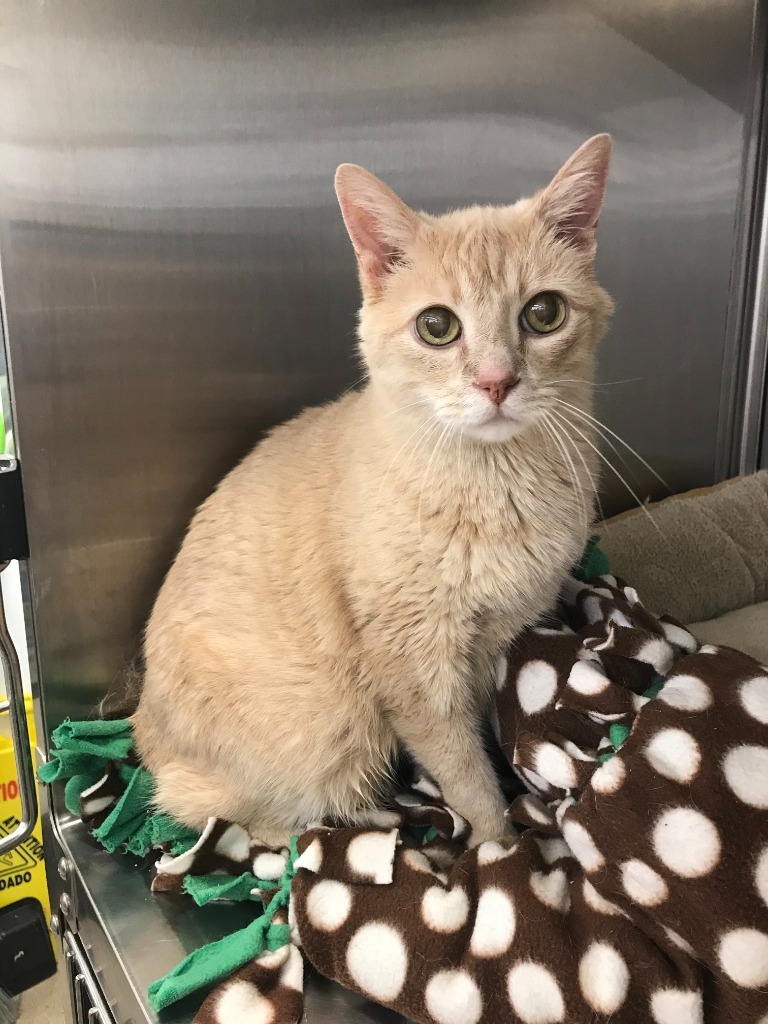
top-left (41, 555), bottom-right (768, 1024)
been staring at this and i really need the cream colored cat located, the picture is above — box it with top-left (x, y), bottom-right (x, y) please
top-left (133, 135), bottom-right (613, 847)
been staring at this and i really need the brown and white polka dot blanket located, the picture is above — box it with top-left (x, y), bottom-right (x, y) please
top-left (147, 571), bottom-right (768, 1024)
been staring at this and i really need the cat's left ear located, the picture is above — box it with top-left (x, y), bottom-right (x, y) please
top-left (335, 164), bottom-right (422, 294)
top-left (535, 134), bottom-right (612, 247)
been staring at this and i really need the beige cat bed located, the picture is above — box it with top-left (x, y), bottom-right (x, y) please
top-left (599, 470), bottom-right (768, 664)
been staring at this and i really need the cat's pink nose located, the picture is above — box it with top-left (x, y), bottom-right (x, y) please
top-left (474, 372), bottom-right (519, 406)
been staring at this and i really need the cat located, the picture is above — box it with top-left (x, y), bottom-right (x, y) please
top-left (133, 134), bottom-right (613, 847)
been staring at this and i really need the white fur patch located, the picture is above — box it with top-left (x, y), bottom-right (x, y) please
top-left (425, 970), bottom-right (482, 1024)
top-left (562, 820), bottom-right (604, 873)
top-left (530, 869), bottom-right (569, 913)
top-left (477, 840), bottom-right (515, 866)
top-left (470, 887), bottom-right (516, 957)
top-left (658, 675), bottom-right (712, 712)
top-left (635, 637), bottom-right (674, 673)
top-left (516, 660), bottom-right (558, 714)
top-left (215, 824), bottom-right (251, 863)
top-left (345, 830), bottom-right (398, 884)
top-left (534, 837), bottom-right (571, 865)
top-left (306, 879), bottom-right (352, 932)
top-left (756, 845), bottom-right (768, 907)
top-left (644, 729), bottom-right (701, 784)
top-left (591, 755), bottom-right (625, 794)
top-left (216, 980), bottom-right (275, 1024)
top-left (659, 620), bottom-right (697, 652)
top-left (534, 743), bottom-right (576, 790)
top-left (294, 837), bottom-right (323, 874)
top-left (157, 817), bottom-right (217, 876)
top-left (578, 942), bottom-right (629, 1013)
top-left (253, 852), bottom-right (287, 881)
top-left (346, 923), bottom-right (408, 1001)
top-left (652, 808), bottom-right (720, 877)
top-left (421, 886), bottom-right (470, 933)
top-left (718, 928), bottom-right (768, 988)
top-left (621, 859), bottom-right (668, 906)
top-left (650, 989), bottom-right (702, 1024)
top-left (741, 675), bottom-right (768, 724)
top-left (507, 962), bottom-right (565, 1023)
top-left (582, 880), bottom-right (622, 916)
top-left (723, 745), bottom-right (768, 808)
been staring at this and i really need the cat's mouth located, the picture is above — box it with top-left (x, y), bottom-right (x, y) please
top-left (461, 406), bottom-right (525, 443)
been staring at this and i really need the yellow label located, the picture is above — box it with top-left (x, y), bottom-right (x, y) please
top-left (0, 696), bottom-right (52, 925)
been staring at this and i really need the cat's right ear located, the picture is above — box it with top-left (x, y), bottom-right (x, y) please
top-left (335, 165), bottom-right (421, 294)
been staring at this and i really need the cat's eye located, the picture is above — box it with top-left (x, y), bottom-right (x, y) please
top-left (520, 292), bottom-right (567, 334)
top-left (415, 306), bottom-right (462, 347)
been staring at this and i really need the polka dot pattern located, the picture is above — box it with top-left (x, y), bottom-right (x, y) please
top-left (470, 888), bottom-right (516, 957)
top-left (345, 830), bottom-right (398, 883)
top-left (284, 568), bottom-right (768, 1024)
top-left (578, 942), bottom-right (629, 1013)
top-left (346, 923), bottom-right (408, 1001)
top-left (644, 728), bottom-right (701, 783)
top-left (215, 979), bottom-right (278, 1024)
top-left (425, 970), bottom-right (482, 1024)
top-left (756, 845), bottom-right (768, 906)
top-left (476, 840), bottom-right (515, 866)
top-left (582, 879), bottom-right (622, 917)
top-left (650, 989), bottom-right (702, 1024)
top-left (516, 659), bottom-right (558, 713)
top-left (305, 879), bottom-right (352, 932)
top-left (621, 859), bottom-right (668, 906)
top-left (253, 851), bottom-right (288, 881)
top-left (534, 742), bottom-right (577, 790)
top-left (723, 744), bottom-right (768, 808)
top-left (652, 808), bottom-right (721, 878)
top-left (562, 820), bottom-right (604, 873)
top-left (421, 886), bottom-right (469, 933)
top-left (718, 928), bottom-right (768, 988)
top-left (507, 963), bottom-right (565, 1023)
top-left (530, 868), bottom-right (570, 913)
top-left (590, 755), bottom-right (625, 794)
top-left (741, 675), bottom-right (768, 724)
top-left (657, 674), bottom-right (712, 711)
top-left (567, 659), bottom-right (609, 696)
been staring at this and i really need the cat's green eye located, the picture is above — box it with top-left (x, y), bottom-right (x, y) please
top-left (415, 306), bottom-right (462, 347)
top-left (520, 292), bottom-right (567, 335)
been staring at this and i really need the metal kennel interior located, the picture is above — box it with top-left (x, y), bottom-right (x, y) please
top-left (1, 1), bottom-right (768, 1021)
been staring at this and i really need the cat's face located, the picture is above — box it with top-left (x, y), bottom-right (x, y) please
top-left (336, 136), bottom-right (613, 443)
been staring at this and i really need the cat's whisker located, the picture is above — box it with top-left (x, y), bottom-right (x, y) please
top-left (538, 413), bottom-right (589, 524)
top-left (404, 416), bottom-right (445, 479)
top-left (546, 377), bottom-right (644, 389)
top-left (417, 422), bottom-right (452, 541)
top-left (553, 398), bottom-right (671, 492)
top-left (380, 398), bottom-right (433, 421)
top-left (555, 410), bottom-right (665, 537)
top-left (339, 373), bottom-right (370, 398)
top-left (548, 408), bottom-right (607, 529)
top-left (539, 413), bottom-right (587, 521)
top-left (377, 413), bottom-right (441, 500)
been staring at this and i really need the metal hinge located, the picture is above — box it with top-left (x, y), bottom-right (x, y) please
top-left (0, 457), bottom-right (29, 561)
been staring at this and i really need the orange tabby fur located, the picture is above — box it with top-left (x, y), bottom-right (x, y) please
top-left (133, 135), bottom-right (614, 846)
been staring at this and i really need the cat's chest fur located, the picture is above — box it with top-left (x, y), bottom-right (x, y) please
top-left (433, 504), bottom-right (580, 621)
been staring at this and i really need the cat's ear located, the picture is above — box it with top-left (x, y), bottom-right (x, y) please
top-left (535, 134), bottom-right (612, 247)
top-left (335, 164), bottom-right (421, 293)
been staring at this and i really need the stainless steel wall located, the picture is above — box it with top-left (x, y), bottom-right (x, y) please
top-left (0, 0), bottom-right (760, 726)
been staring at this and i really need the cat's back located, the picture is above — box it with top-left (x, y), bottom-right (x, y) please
top-left (148, 391), bottom-right (361, 633)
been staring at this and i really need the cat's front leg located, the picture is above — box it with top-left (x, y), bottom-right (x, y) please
top-left (389, 700), bottom-right (510, 846)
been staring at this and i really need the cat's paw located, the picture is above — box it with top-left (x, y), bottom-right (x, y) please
top-left (466, 811), bottom-right (513, 848)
